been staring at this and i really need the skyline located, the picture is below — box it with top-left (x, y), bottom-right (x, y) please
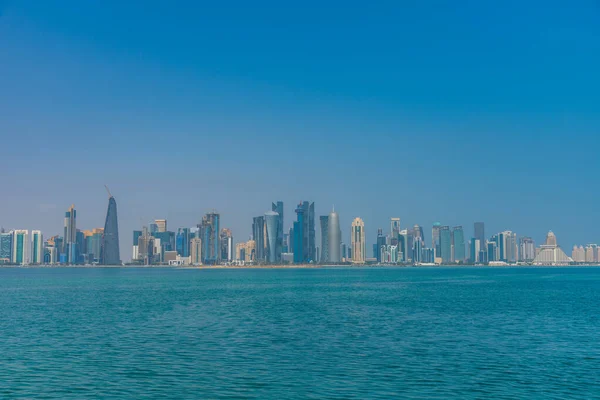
top-left (1, 1), bottom-right (600, 252)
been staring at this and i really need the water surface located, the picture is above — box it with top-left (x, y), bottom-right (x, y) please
top-left (1, 267), bottom-right (599, 399)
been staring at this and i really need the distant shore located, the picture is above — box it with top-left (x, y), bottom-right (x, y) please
top-left (3, 264), bottom-right (600, 269)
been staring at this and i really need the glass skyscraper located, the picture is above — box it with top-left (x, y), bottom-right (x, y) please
top-left (0, 232), bottom-right (12, 263)
top-left (265, 211), bottom-right (280, 264)
top-left (293, 201), bottom-right (315, 263)
top-left (271, 201), bottom-right (284, 261)
top-left (440, 226), bottom-right (451, 263)
top-left (452, 226), bottom-right (465, 262)
top-left (320, 215), bottom-right (329, 263)
top-left (200, 212), bottom-right (220, 265)
top-left (102, 195), bottom-right (121, 265)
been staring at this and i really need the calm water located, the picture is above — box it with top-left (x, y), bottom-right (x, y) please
top-left (0, 267), bottom-right (599, 399)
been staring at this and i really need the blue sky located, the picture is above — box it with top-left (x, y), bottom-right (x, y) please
top-left (1, 0), bottom-right (599, 258)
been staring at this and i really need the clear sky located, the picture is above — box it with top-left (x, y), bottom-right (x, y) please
top-left (1, 1), bottom-right (599, 258)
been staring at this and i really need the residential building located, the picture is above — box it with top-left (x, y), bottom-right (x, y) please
top-left (31, 230), bottom-right (43, 264)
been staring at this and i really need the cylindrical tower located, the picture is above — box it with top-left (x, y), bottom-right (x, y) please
top-left (265, 211), bottom-right (280, 264)
top-left (328, 209), bottom-right (341, 263)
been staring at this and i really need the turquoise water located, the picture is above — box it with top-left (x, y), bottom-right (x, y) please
top-left (1, 267), bottom-right (599, 399)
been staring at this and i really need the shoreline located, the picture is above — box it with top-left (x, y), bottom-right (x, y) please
top-left (2, 264), bottom-right (600, 269)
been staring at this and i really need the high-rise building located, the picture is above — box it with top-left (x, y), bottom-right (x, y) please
top-left (328, 208), bottom-right (341, 264)
top-left (487, 240), bottom-right (498, 262)
top-left (432, 222), bottom-right (442, 259)
top-left (474, 222), bottom-right (485, 246)
top-left (245, 240), bottom-right (256, 263)
top-left (190, 237), bottom-right (202, 265)
top-left (272, 201), bottom-right (284, 261)
top-left (351, 217), bottom-right (366, 264)
top-left (499, 231), bottom-right (517, 262)
top-left (264, 212), bottom-right (280, 264)
top-left (519, 237), bottom-right (535, 262)
top-left (0, 231), bottom-right (13, 263)
top-left (293, 201), bottom-right (315, 263)
top-left (452, 226), bottom-right (465, 263)
top-left (252, 216), bottom-right (266, 263)
top-left (391, 218), bottom-right (400, 238)
top-left (572, 246), bottom-right (586, 263)
top-left (220, 228), bottom-right (233, 262)
top-left (200, 212), bottom-right (220, 265)
top-left (439, 226), bottom-right (451, 263)
top-left (469, 238), bottom-right (481, 263)
top-left (532, 231), bottom-right (572, 265)
top-left (176, 228), bottom-right (191, 257)
top-left (102, 193), bottom-right (121, 265)
top-left (64, 205), bottom-right (77, 264)
top-left (413, 225), bottom-right (425, 244)
top-left (31, 230), bottom-right (43, 264)
top-left (320, 215), bottom-right (329, 263)
top-left (376, 228), bottom-right (386, 263)
top-left (12, 230), bottom-right (29, 265)
top-left (155, 219), bottom-right (167, 233)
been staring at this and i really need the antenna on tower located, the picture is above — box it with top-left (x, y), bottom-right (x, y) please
top-left (104, 185), bottom-right (112, 198)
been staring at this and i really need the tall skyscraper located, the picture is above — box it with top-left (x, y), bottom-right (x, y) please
top-left (452, 226), bottom-right (465, 263)
top-left (351, 217), bottom-right (366, 264)
top-left (12, 230), bottom-right (29, 265)
top-left (200, 212), bottom-right (220, 265)
top-left (519, 237), bottom-right (535, 262)
top-left (376, 228), bottom-right (385, 263)
top-left (264, 211), bottom-right (280, 264)
top-left (220, 228), bottom-right (233, 262)
top-left (328, 208), bottom-right (341, 264)
top-left (176, 228), bottom-right (191, 257)
top-left (439, 226), bottom-right (451, 263)
top-left (155, 219), bottom-right (167, 233)
top-left (271, 201), bottom-right (284, 261)
top-left (190, 237), bottom-right (202, 265)
top-left (31, 230), bottom-right (43, 264)
top-left (474, 222), bottom-right (485, 246)
top-left (0, 231), bottom-right (13, 263)
top-left (432, 222), bottom-right (442, 259)
top-left (64, 205), bottom-right (77, 264)
top-left (252, 216), bottom-right (266, 263)
top-left (293, 201), bottom-right (315, 263)
top-left (102, 192), bottom-right (121, 265)
top-left (390, 218), bottom-right (400, 239)
top-left (320, 215), bottom-right (329, 263)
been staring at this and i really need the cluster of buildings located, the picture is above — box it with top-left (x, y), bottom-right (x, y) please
top-left (0, 189), bottom-right (120, 265)
top-left (1, 194), bottom-right (597, 267)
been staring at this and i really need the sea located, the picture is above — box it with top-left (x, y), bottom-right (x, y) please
top-left (0, 267), bottom-right (598, 399)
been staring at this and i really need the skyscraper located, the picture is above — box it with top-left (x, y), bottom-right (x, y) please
top-left (376, 228), bottom-right (385, 263)
top-left (328, 208), bottom-right (341, 264)
top-left (351, 217), bottom-right (366, 264)
top-left (252, 216), bottom-right (266, 263)
top-left (390, 218), bottom-right (400, 240)
top-left (293, 201), bottom-right (315, 263)
top-left (155, 219), bottom-right (167, 233)
top-left (176, 228), bottom-right (191, 257)
top-left (219, 228), bottom-right (233, 262)
top-left (474, 222), bottom-right (485, 246)
top-left (320, 215), bottom-right (329, 263)
top-left (200, 212), bottom-right (220, 265)
top-left (12, 230), bottom-right (29, 265)
top-left (272, 201), bottom-right (284, 261)
top-left (0, 231), bottom-right (12, 263)
top-left (31, 230), bottom-right (43, 264)
top-left (432, 222), bottom-right (442, 259)
top-left (264, 211), bottom-right (280, 264)
top-left (102, 192), bottom-right (121, 265)
top-left (519, 237), bottom-right (535, 262)
top-left (452, 226), bottom-right (465, 263)
top-left (439, 226), bottom-right (451, 263)
top-left (64, 205), bottom-right (77, 264)
top-left (190, 237), bottom-right (202, 265)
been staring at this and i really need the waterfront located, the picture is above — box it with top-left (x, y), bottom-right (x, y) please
top-left (1, 267), bottom-right (599, 399)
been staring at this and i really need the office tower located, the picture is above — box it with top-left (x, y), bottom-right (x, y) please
top-left (44, 241), bottom-right (57, 264)
top-left (200, 212), bottom-right (220, 265)
top-left (376, 228), bottom-right (385, 262)
top-left (155, 219), bottom-right (167, 233)
top-left (235, 242), bottom-right (246, 261)
top-left (12, 230), bottom-right (29, 265)
top-left (272, 201), bottom-right (284, 260)
top-left (31, 230), bottom-right (43, 264)
top-left (432, 222), bottom-right (441, 258)
top-left (293, 201), bottom-right (316, 263)
top-left (519, 237), bottom-right (535, 262)
top-left (190, 238), bottom-right (202, 265)
top-left (64, 205), bottom-right (77, 264)
top-left (76, 230), bottom-right (85, 263)
top-left (220, 228), bottom-right (233, 262)
top-left (83, 228), bottom-right (103, 263)
top-left (398, 230), bottom-right (408, 262)
top-left (328, 208), bottom-right (341, 263)
top-left (252, 216), bottom-right (266, 263)
top-left (245, 240), bottom-right (256, 262)
top-left (288, 227), bottom-right (294, 254)
top-left (341, 243), bottom-right (347, 261)
top-left (413, 239), bottom-right (423, 263)
top-left (264, 212), bottom-right (280, 264)
top-left (176, 228), bottom-right (191, 257)
top-left (0, 231), bottom-right (13, 263)
top-left (149, 223), bottom-right (158, 234)
top-left (138, 228), bottom-right (155, 264)
top-left (474, 222), bottom-right (485, 246)
top-left (102, 192), bottom-right (121, 265)
top-left (413, 225), bottom-right (425, 244)
top-left (469, 238), bottom-right (482, 263)
top-left (390, 217), bottom-right (400, 239)
top-left (452, 226), bottom-right (465, 263)
top-left (406, 229), bottom-right (415, 261)
top-left (439, 226), bottom-right (451, 263)
top-left (132, 230), bottom-right (142, 261)
top-left (351, 217), bottom-right (366, 264)
top-left (498, 231), bottom-right (517, 262)
top-left (153, 231), bottom-right (175, 261)
top-left (320, 215), bottom-right (329, 263)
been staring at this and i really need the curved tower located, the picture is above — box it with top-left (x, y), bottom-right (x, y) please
top-left (102, 191), bottom-right (121, 265)
top-left (264, 211), bottom-right (280, 264)
top-left (328, 209), bottom-right (341, 263)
